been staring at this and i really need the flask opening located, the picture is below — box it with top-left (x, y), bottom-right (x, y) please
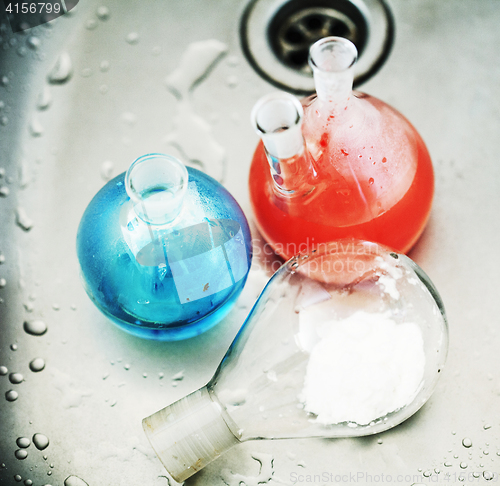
top-left (125, 153), bottom-right (188, 225)
top-left (251, 92), bottom-right (304, 160)
top-left (308, 35), bottom-right (358, 73)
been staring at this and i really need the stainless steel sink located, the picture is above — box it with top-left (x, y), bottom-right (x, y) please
top-left (1, 0), bottom-right (499, 485)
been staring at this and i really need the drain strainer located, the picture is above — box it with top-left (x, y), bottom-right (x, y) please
top-left (240, 0), bottom-right (394, 93)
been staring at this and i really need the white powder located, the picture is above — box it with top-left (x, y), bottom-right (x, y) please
top-left (299, 310), bottom-right (425, 426)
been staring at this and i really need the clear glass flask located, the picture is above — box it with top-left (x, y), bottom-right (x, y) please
top-left (143, 240), bottom-right (448, 481)
top-left (77, 153), bottom-right (252, 340)
top-left (249, 37), bottom-right (434, 259)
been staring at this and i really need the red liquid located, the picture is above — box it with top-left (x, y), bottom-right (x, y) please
top-left (249, 97), bottom-right (434, 260)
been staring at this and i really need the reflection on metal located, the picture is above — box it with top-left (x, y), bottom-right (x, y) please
top-left (240, 0), bottom-right (394, 93)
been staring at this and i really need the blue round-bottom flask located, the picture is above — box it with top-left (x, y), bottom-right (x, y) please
top-left (77, 154), bottom-right (252, 340)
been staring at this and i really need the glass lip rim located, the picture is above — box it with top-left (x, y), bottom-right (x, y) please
top-left (284, 238), bottom-right (386, 267)
top-left (251, 91), bottom-right (304, 136)
top-left (308, 36), bottom-right (359, 74)
top-left (125, 152), bottom-right (189, 204)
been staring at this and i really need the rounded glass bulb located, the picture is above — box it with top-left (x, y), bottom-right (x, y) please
top-left (77, 153), bottom-right (252, 340)
top-left (143, 239), bottom-right (448, 481)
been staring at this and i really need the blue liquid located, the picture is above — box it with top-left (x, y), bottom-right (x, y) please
top-left (77, 167), bottom-right (252, 341)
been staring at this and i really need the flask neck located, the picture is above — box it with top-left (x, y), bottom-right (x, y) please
top-left (309, 37), bottom-right (357, 115)
top-left (252, 93), bottom-right (315, 196)
top-left (125, 153), bottom-right (188, 226)
top-left (142, 386), bottom-right (240, 482)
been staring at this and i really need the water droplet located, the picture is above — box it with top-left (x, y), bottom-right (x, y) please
top-left (100, 160), bottom-right (114, 181)
top-left (9, 372), bottom-right (24, 384)
top-left (121, 111), bottom-right (136, 126)
top-left (124, 364), bottom-right (130, 370)
top-left (460, 462), bottom-right (467, 469)
top-left (30, 117), bottom-right (44, 137)
top-left (226, 75), bottom-right (238, 88)
top-left (24, 480), bottom-right (32, 486)
top-left (472, 471), bottom-right (480, 478)
top-left (36, 87), bottom-right (51, 110)
top-left (24, 302), bottom-right (34, 312)
top-left (434, 468), bottom-right (440, 474)
top-left (158, 372), bottom-right (164, 379)
top-left (484, 471), bottom-right (494, 481)
top-left (382, 157), bottom-right (387, 163)
top-left (24, 320), bottom-right (47, 336)
top-left (444, 461), bottom-right (452, 467)
top-left (0, 115), bottom-right (8, 126)
top-left (16, 207), bottom-right (34, 231)
top-left (6, 389), bottom-right (19, 401)
top-left (172, 370), bottom-right (184, 381)
top-left (1, 75), bottom-right (9, 86)
top-left (32, 433), bottom-right (49, 450)
top-left (99, 60), bottom-right (110, 72)
top-left (164, 40), bottom-right (228, 181)
top-left (368, 177), bottom-right (374, 185)
top-left (52, 303), bottom-right (60, 311)
top-left (10, 343), bottom-right (18, 351)
top-left (0, 365), bottom-right (7, 375)
top-left (227, 55), bottom-right (239, 67)
top-left (0, 186), bottom-right (9, 197)
top-left (96, 6), bottom-right (110, 20)
top-left (17, 46), bottom-right (27, 57)
top-left (0, 167), bottom-right (5, 177)
top-left (484, 449), bottom-right (489, 455)
top-left (483, 423), bottom-right (492, 430)
top-left (15, 449), bottom-right (28, 460)
top-left (422, 470), bottom-right (432, 477)
top-left (81, 68), bottom-right (93, 78)
top-left (143, 373), bottom-right (147, 378)
top-left (47, 471), bottom-right (52, 476)
top-left (19, 161), bottom-right (30, 188)
top-left (48, 52), bottom-right (73, 84)
top-left (64, 475), bottom-right (89, 486)
top-left (85, 19), bottom-right (98, 30)
top-left (125, 32), bottom-right (139, 45)
top-left (29, 358), bottom-right (45, 372)
top-left (16, 437), bottom-right (30, 448)
top-left (462, 437), bottom-right (472, 448)
top-left (14, 475), bottom-right (22, 482)
top-left (27, 36), bottom-right (40, 49)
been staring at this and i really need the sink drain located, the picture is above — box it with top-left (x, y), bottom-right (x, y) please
top-left (240, 0), bottom-right (394, 93)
